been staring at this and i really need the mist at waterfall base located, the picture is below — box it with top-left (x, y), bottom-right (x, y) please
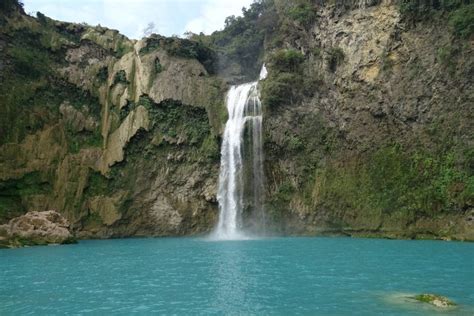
top-left (1, 237), bottom-right (473, 315)
top-left (211, 66), bottom-right (267, 240)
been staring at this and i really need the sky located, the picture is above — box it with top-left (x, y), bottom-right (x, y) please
top-left (23, 0), bottom-right (254, 39)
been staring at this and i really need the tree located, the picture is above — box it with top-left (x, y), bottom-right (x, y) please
top-left (142, 22), bottom-right (157, 37)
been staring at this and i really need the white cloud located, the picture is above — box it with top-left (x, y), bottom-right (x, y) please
top-left (183, 0), bottom-right (254, 35)
top-left (23, 0), bottom-right (254, 39)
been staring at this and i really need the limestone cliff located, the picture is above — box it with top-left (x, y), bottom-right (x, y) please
top-left (0, 3), bottom-right (225, 238)
top-left (259, 0), bottom-right (473, 240)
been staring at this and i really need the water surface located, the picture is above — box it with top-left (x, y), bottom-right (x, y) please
top-left (1, 237), bottom-right (473, 315)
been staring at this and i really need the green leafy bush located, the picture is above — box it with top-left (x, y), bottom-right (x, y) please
top-left (399, 0), bottom-right (470, 23)
top-left (287, 0), bottom-right (316, 28)
top-left (437, 45), bottom-right (458, 74)
top-left (113, 70), bottom-right (127, 85)
top-left (326, 47), bottom-right (345, 72)
top-left (205, 0), bottom-right (268, 80)
top-left (261, 72), bottom-right (303, 108)
top-left (154, 57), bottom-right (163, 73)
top-left (36, 11), bottom-right (48, 25)
top-left (0, 0), bottom-right (22, 14)
top-left (84, 171), bottom-right (111, 196)
top-left (8, 45), bottom-right (51, 79)
top-left (96, 66), bottom-right (108, 82)
top-left (449, 4), bottom-right (474, 38)
top-left (318, 145), bottom-right (473, 216)
top-left (273, 180), bottom-right (296, 207)
top-left (140, 35), bottom-right (216, 74)
top-left (261, 48), bottom-right (307, 108)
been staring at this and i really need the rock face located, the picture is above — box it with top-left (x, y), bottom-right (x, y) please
top-left (261, 1), bottom-right (474, 240)
top-left (0, 5), bottom-right (224, 238)
top-left (0, 211), bottom-right (74, 248)
top-left (0, 1), bottom-right (472, 240)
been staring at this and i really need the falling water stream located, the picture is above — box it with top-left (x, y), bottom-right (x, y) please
top-left (212, 66), bottom-right (267, 240)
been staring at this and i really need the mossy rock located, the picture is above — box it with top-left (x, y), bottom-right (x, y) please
top-left (412, 294), bottom-right (456, 308)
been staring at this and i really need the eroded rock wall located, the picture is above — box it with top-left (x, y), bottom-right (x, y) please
top-left (263, 1), bottom-right (474, 240)
top-left (0, 7), bottom-right (225, 238)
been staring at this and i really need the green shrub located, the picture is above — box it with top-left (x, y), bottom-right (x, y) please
top-left (137, 95), bottom-right (153, 109)
top-left (261, 72), bottom-right (303, 108)
top-left (140, 35), bottom-right (216, 74)
top-left (0, 0), bottom-right (22, 14)
top-left (287, 134), bottom-right (304, 151)
top-left (206, 0), bottom-right (268, 79)
top-left (319, 145), bottom-right (473, 216)
top-left (115, 40), bottom-right (131, 58)
top-left (274, 180), bottom-right (296, 206)
top-left (36, 11), bottom-right (48, 25)
top-left (262, 48), bottom-right (307, 109)
top-left (399, 0), bottom-right (427, 18)
top-left (66, 129), bottom-right (102, 154)
top-left (399, 0), bottom-right (470, 22)
top-left (85, 171), bottom-right (111, 196)
top-left (113, 70), bottom-right (127, 85)
top-left (437, 45), bottom-right (458, 73)
top-left (449, 4), bottom-right (474, 38)
top-left (96, 66), bottom-right (108, 82)
top-left (146, 99), bottom-right (210, 146)
top-left (312, 47), bottom-right (322, 58)
top-left (326, 47), bottom-right (345, 72)
top-left (269, 49), bottom-right (305, 73)
top-left (154, 57), bottom-right (163, 73)
top-left (287, 1), bottom-right (316, 28)
top-left (200, 135), bottom-right (220, 161)
top-left (8, 45), bottom-right (50, 79)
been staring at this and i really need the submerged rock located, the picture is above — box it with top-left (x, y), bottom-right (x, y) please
top-left (0, 211), bottom-right (76, 248)
top-left (412, 294), bottom-right (456, 308)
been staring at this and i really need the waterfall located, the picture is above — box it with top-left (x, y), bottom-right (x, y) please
top-left (212, 66), bottom-right (267, 240)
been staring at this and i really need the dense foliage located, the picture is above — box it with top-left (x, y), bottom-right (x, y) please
top-left (140, 35), bottom-right (217, 74)
top-left (326, 47), bottom-right (345, 72)
top-left (317, 145), bottom-right (473, 217)
top-left (269, 49), bottom-right (306, 72)
top-left (0, 0), bottom-right (22, 15)
top-left (399, 0), bottom-right (474, 39)
top-left (449, 4), bottom-right (474, 38)
top-left (287, 0), bottom-right (316, 28)
top-left (186, 0), bottom-right (278, 81)
top-left (261, 49), bottom-right (306, 108)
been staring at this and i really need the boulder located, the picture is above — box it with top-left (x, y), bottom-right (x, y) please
top-left (1, 210), bottom-right (76, 248)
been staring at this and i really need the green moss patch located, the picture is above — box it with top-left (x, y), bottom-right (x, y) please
top-left (139, 35), bottom-right (216, 74)
top-left (412, 294), bottom-right (456, 307)
top-left (318, 145), bottom-right (472, 215)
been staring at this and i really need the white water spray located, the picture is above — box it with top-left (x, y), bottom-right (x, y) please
top-left (212, 66), bottom-right (267, 240)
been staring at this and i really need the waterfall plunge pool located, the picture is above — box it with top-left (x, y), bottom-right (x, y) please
top-left (1, 237), bottom-right (473, 315)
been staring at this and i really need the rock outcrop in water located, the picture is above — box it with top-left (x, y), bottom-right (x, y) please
top-left (412, 294), bottom-right (456, 308)
top-left (0, 0), bottom-right (472, 240)
top-left (0, 210), bottom-right (75, 248)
